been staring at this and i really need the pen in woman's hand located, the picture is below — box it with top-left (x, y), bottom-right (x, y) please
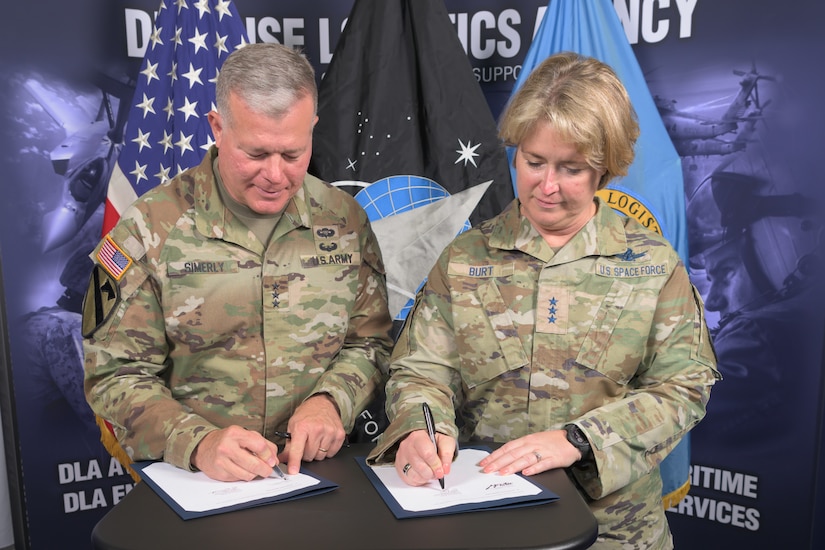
top-left (422, 403), bottom-right (445, 490)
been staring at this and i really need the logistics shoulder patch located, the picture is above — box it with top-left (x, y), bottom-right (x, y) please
top-left (96, 235), bottom-right (133, 280)
top-left (82, 265), bottom-right (121, 338)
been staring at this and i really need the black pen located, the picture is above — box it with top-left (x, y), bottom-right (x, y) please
top-left (268, 464), bottom-right (287, 480)
top-left (251, 447), bottom-right (286, 480)
top-left (422, 403), bottom-right (445, 490)
top-left (269, 431), bottom-right (291, 479)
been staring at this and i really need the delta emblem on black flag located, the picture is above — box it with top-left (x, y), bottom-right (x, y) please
top-left (310, 0), bottom-right (513, 324)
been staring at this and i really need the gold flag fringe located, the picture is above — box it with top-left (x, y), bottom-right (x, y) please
top-left (95, 415), bottom-right (141, 483)
top-left (661, 479), bottom-right (690, 510)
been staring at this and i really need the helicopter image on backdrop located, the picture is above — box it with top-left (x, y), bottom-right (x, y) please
top-left (655, 63), bottom-right (776, 160)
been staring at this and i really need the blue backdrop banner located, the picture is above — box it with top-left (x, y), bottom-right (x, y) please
top-left (0, 1), bottom-right (823, 549)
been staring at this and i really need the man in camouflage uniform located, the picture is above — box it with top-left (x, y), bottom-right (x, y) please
top-left (368, 53), bottom-right (719, 548)
top-left (83, 44), bottom-right (392, 481)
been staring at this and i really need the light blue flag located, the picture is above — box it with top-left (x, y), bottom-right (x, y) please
top-left (510, 0), bottom-right (690, 507)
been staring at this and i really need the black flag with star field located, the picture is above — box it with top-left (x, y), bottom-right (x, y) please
top-left (309, 0), bottom-right (514, 226)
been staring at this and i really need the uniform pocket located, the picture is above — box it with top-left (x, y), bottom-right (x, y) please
top-left (164, 260), bottom-right (251, 348)
top-left (451, 279), bottom-right (529, 388)
top-left (574, 279), bottom-right (642, 385)
top-left (285, 265), bottom-right (358, 340)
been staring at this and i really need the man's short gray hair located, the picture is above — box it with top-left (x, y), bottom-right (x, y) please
top-left (216, 43), bottom-right (317, 126)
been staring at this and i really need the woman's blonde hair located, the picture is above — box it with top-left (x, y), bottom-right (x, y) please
top-left (499, 52), bottom-right (639, 189)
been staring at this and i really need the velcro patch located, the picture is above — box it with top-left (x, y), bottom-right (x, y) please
top-left (82, 265), bottom-right (121, 337)
top-left (167, 260), bottom-right (239, 276)
top-left (595, 258), bottom-right (669, 278)
top-left (300, 252), bottom-right (360, 267)
top-left (96, 235), bottom-right (133, 280)
top-left (448, 262), bottom-right (514, 278)
top-left (536, 284), bottom-right (568, 334)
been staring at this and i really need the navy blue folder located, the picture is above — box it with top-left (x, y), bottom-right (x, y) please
top-left (132, 461), bottom-right (338, 520)
top-left (355, 446), bottom-right (560, 519)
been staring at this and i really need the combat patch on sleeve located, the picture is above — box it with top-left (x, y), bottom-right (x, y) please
top-left (82, 265), bottom-right (121, 338)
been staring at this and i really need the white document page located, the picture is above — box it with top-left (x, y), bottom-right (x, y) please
top-left (370, 448), bottom-right (542, 512)
top-left (140, 462), bottom-right (321, 512)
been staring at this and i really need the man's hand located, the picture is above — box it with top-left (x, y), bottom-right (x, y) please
top-left (191, 425), bottom-right (281, 481)
top-left (280, 393), bottom-right (346, 474)
top-left (395, 430), bottom-right (456, 486)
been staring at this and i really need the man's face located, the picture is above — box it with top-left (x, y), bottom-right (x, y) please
top-left (704, 243), bottom-right (760, 318)
top-left (208, 92), bottom-right (317, 215)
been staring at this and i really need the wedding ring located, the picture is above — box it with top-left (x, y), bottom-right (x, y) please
top-left (402, 463), bottom-right (412, 475)
top-left (534, 451), bottom-right (542, 462)
top-left (318, 447), bottom-right (328, 453)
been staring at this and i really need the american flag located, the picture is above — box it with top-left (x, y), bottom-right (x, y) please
top-left (102, 0), bottom-right (248, 234)
top-left (97, 235), bottom-right (133, 280)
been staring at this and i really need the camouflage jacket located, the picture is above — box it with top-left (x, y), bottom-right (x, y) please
top-left (369, 198), bottom-right (719, 548)
top-left (83, 147), bottom-right (393, 470)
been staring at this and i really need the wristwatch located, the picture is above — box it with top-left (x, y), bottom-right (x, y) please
top-left (564, 424), bottom-right (592, 462)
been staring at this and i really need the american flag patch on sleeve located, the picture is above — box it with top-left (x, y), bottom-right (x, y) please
top-left (97, 235), bottom-right (133, 280)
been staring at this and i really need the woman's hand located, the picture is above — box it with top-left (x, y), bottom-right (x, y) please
top-left (479, 430), bottom-right (582, 476)
top-left (395, 430), bottom-right (456, 486)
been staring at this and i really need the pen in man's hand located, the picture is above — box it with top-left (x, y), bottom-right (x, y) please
top-left (269, 464), bottom-right (287, 480)
top-left (253, 447), bottom-right (287, 480)
top-left (422, 402), bottom-right (445, 490)
top-left (269, 431), bottom-right (290, 479)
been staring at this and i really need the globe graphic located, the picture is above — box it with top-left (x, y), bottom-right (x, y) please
top-left (355, 175), bottom-right (472, 321)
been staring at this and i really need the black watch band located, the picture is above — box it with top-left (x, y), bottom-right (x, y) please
top-left (564, 424), bottom-right (592, 462)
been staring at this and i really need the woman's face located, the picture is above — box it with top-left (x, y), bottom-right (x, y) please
top-left (514, 122), bottom-right (605, 246)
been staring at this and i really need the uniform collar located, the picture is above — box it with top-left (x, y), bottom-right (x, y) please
top-left (194, 146), bottom-right (312, 251)
top-left (488, 196), bottom-right (628, 263)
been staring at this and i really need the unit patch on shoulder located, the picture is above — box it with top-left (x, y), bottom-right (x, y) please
top-left (96, 235), bottom-right (133, 280)
top-left (82, 264), bottom-right (121, 338)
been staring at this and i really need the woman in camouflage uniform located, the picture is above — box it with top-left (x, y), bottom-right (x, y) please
top-left (369, 52), bottom-right (719, 549)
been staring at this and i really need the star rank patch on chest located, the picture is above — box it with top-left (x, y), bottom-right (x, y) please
top-left (536, 284), bottom-right (568, 334)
